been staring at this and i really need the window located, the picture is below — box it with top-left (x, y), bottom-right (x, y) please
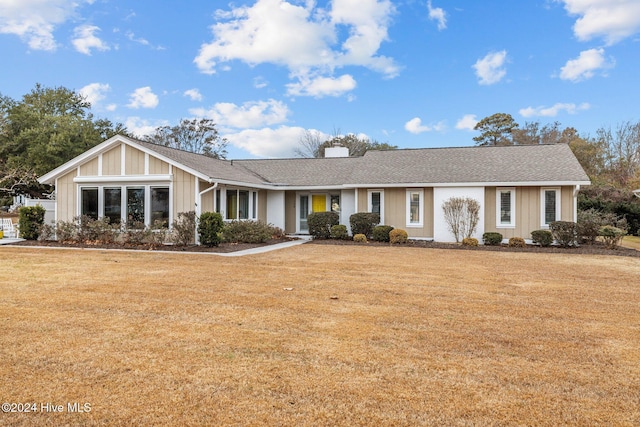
top-left (368, 190), bottom-right (384, 223)
top-left (541, 188), bottom-right (561, 227)
top-left (81, 188), bottom-right (98, 219)
top-left (127, 187), bottom-right (145, 225)
top-left (496, 188), bottom-right (515, 228)
top-left (225, 189), bottom-right (258, 220)
top-left (151, 187), bottom-right (169, 226)
top-left (104, 188), bottom-right (122, 224)
top-left (331, 194), bottom-right (340, 213)
top-left (406, 189), bottom-right (424, 227)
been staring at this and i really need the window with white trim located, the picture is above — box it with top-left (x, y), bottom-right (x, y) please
top-left (406, 189), bottom-right (424, 227)
top-left (541, 188), bottom-right (561, 227)
top-left (496, 188), bottom-right (515, 228)
top-left (368, 190), bottom-right (384, 223)
top-left (225, 189), bottom-right (258, 220)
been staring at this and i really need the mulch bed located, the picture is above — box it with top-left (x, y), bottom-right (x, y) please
top-left (309, 238), bottom-right (640, 258)
top-left (7, 237), bottom-right (639, 257)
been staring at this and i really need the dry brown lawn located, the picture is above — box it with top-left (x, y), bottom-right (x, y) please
top-left (1, 245), bottom-right (639, 426)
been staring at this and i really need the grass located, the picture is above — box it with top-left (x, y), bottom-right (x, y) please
top-left (621, 235), bottom-right (640, 250)
top-left (1, 245), bottom-right (639, 426)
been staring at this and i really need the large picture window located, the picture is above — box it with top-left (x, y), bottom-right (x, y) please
top-left (151, 187), bottom-right (170, 226)
top-left (81, 188), bottom-right (98, 220)
top-left (225, 189), bottom-right (258, 221)
top-left (104, 188), bottom-right (122, 224)
top-left (127, 187), bottom-right (145, 225)
top-left (496, 188), bottom-right (515, 228)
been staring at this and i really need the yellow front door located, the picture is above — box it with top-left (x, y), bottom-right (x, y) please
top-left (311, 195), bottom-right (326, 213)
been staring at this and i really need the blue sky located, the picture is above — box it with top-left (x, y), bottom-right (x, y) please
top-left (1, 0), bottom-right (639, 159)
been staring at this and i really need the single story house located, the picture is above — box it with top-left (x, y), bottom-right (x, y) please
top-left (38, 134), bottom-right (590, 243)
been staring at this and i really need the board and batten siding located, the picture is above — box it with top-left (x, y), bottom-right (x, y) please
top-left (56, 170), bottom-right (77, 223)
top-left (101, 146), bottom-right (121, 175)
top-left (172, 168), bottom-right (196, 214)
top-left (79, 157), bottom-right (98, 176)
top-left (484, 186), bottom-right (576, 239)
top-left (125, 145), bottom-right (145, 175)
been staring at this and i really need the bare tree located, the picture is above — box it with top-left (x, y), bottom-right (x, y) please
top-left (145, 118), bottom-right (228, 159)
top-left (442, 197), bottom-right (480, 242)
top-left (597, 121), bottom-right (640, 187)
top-left (294, 129), bottom-right (326, 158)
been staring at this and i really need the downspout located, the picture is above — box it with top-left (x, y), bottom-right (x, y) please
top-left (195, 180), bottom-right (219, 245)
top-left (573, 184), bottom-right (581, 223)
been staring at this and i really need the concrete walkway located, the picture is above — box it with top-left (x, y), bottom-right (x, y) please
top-left (0, 237), bottom-right (309, 256)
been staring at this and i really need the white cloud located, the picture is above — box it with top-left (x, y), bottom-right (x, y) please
top-left (127, 87), bottom-right (159, 109)
top-left (0, 0), bottom-right (92, 51)
top-left (190, 99), bottom-right (290, 130)
top-left (78, 83), bottom-right (110, 107)
top-left (559, 0), bottom-right (640, 45)
top-left (225, 126), bottom-right (327, 158)
top-left (184, 89), bottom-right (203, 102)
top-left (559, 48), bottom-right (613, 82)
top-left (253, 77), bottom-right (268, 89)
top-left (194, 0), bottom-right (398, 97)
top-left (125, 117), bottom-right (169, 138)
top-left (455, 114), bottom-right (478, 131)
top-left (519, 102), bottom-right (590, 118)
top-left (286, 74), bottom-right (357, 97)
top-left (404, 117), bottom-right (445, 134)
top-left (472, 50), bottom-right (508, 85)
top-left (427, 1), bottom-right (447, 30)
top-left (72, 25), bottom-right (109, 55)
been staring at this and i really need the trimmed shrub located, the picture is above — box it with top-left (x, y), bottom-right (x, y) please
top-left (576, 209), bottom-right (603, 244)
top-left (307, 211), bottom-right (339, 239)
top-left (18, 205), bottom-right (46, 240)
top-left (171, 211), bottom-right (197, 246)
top-left (349, 212), bottom-right (380, 238)
top-left (54, 219), bottom-right (78, 242)
top-left (389, 228), bottom-right (408, 244)
top-left (147, 220), bottom-right (169, 248)
top-left (531, 229), bottom-right (553, 247)
top-left (330, 224), bottom-right (349, 240)
top-left (550, 221), bottom-right (578, 247)
top-left (599, 225), bottom-right (626, 249)
top-left (353, 233), bottom-right (368, 243)
top-left (508, 237), bottom-right (526, 248)
top-left (198, 212), bottom-right (224, 247)
top-left (372, 225), bottom-right (394, 242)
top-left (462, 237), bottom-right (479, 246)
top-left (482, 232), bottom-right (503, 246)
top-left (221, 220), bottom-right (278, 243)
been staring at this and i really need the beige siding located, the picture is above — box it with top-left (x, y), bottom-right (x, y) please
top-left (285, 191), bottom-right (296, 233)
top-left (200, 181), bottom-right (215, 213)
top-left (79, 158), bottom-right (98, 176)
top-left (125, 145), bottom-right (145, 175)
top-left (561, 186), bottom-right (574, 221)
top-left (102, 146), bottom-right (121, 175)
top-left (173, 168), bottom-right (196, 214)
top-left (57, 170), bottom-right (77, 222)
top-left (357, 188), bottom-right (368, 212)
top-left (258, 190), bottom-right (268, 223)
top-left (485, 186), bottom-right (576, 239)
top-left (149, 157), bottom-right (169, 174)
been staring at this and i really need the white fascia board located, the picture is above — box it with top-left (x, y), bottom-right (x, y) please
top-left (268, 185), bottom-right (346, 191)
top-left (215, 179), bottom-right (274, 190)
top-left (348, 180), bottom-right (591, 188)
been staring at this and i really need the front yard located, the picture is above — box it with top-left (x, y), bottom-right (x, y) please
top-left (1, 245), bottom-right (638, 426)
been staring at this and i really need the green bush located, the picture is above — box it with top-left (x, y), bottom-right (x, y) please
top-left (198, 212), bottom-right (224, 247)
top-left (462, 237), bottom-right (479, 246)
top-left (482, 232), bottom-right (503, 246)
top-left (531, 229), bottom-right (553, 247)
top-left (389, 228), bottom-right (408, 244)
top-left (222, 220), bottom-right (279, 243)
top-left (307, 211), bottom-right (339, 239)
top-left (372, 225), bottom-right (394, 242)
top-left (18, 205), bottom-right (46, 240)
top-left (508, 237), bottom-right (526, 248)
top-left (171, 211), bottom-right (197, 246)
top-left (330, 224), bottom-right (349, 240)
top-left (353, 233), bottom-right (368, 243)
top-left (349, 212), bottom-right (380, 238)
top-left (599, 225), bottom-right (626, 249)
top-left (550, 221), bottom-right (578, 247)
top-left (578, 185), bottom-right (640, 236)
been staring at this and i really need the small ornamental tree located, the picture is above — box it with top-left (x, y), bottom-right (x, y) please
top-left (18, 205), bottom-right (46, 240)
top-left (442, 197), bottom-right (480, 243)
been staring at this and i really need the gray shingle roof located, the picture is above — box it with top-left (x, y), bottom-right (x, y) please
top-left (140, 140), bottom-right (589, 187)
